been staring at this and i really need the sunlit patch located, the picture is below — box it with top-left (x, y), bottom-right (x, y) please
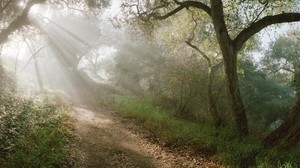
top-left (30, 4), bottom-right (40, 15)
top-left (29, 4), bottom-right (53, 24)
top-left (18, 0), bottom-right (26, 8)
top-left (72, 107), bottom-right (112, 127)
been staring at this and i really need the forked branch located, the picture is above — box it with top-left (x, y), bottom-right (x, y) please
top-left (234, 13), bottom-right (300, 52)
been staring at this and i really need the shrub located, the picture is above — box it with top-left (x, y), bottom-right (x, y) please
top-left (0, 94), bottom-right (69, 167)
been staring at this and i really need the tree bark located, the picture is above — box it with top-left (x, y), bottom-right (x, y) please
top-left (222, 49), bottom-right (249, 135)
top-left (210, 0), bottom-right (248, 135)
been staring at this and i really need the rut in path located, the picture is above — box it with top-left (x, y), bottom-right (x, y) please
top-left (68, 105), bottom-right (221, 168)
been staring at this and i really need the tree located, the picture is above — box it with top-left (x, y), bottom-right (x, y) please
top-left (149, 8), bottom-right (225, 125)
top-left (186, 40), bottom-right (224, 126)
top-left (0, 0), bottom-right (110, 45)
top-left (123, 0), bottom-right (300, 136)
top-left (109, 38), bottom-right (165, 94)
top-left (0, 0), bottom-right (46, 45)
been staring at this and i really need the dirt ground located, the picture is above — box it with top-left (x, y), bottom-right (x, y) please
top-left (67, 105), bottom-right (222, 168)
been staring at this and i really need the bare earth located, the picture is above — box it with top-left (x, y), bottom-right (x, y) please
top-left (68, 105), bottom-right (222, 168)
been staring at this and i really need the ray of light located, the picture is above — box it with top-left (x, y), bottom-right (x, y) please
top-left (13, 4), bottom-right (103, 103)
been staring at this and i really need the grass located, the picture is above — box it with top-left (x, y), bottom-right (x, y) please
top-left (0, 94), bottom-right (70, 167)
top-left (109, 95), bottom-right (300, 168)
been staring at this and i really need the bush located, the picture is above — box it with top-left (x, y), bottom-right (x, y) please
top-left (0, 94), bottom-right (69, 167)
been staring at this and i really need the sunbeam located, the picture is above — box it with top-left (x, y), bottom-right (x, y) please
top-left (5, 4), bottom-right (103, 103)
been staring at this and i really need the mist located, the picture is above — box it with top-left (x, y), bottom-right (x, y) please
top-left (1, 2), bottom-right (125, 103)
top-left (1, 0), bottom-right (300, 167)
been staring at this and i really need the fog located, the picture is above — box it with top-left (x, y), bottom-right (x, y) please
top-left (1, 0), bottom-right (298, 105)
top-left (1, 1), bottom-right (300, 167)
top-left (1, 2), bottom-right (120, 102)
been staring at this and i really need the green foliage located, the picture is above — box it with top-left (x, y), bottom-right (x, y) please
top-left (6, 128), bottom-right (67, 168)
top-left (256, 146), bottom-right (300, 168)
top-left (239, 58), bottom-right (295, 131)
top-left (111, 95), bottom-right (213, 145)
top-left (0, 93), bottom-right (69, 167)
top-left (161, 55), bottom-right (210, 119)
top-left (109, 95), bottom-right (300, 167)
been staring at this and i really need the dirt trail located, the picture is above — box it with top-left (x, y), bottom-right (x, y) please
top-left (68, 105), bottom-right (221, 168)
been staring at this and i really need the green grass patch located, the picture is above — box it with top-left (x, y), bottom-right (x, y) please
top-left (0, 94), bottom-right (70, 167)
top-left (109, 95), bottom-right (300, 167)
top-left (6, 128), bottom-right (67, 168)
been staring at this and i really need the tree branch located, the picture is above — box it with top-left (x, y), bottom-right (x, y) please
top-left (22, 44), bottom-right (49, 70)
top-left (0, 0), bottom-right (45, 45)
top-left (149, 1), bottom-right (211, 20)
top-left (233, 13), bottom-right (300, 52)
top-left (61, 0), bottom-right (88, 16)
top-left (186, 40), bottom-right (211, 67)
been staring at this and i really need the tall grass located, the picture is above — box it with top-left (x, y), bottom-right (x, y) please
top-left (110, 95), bottom-right (300, 167)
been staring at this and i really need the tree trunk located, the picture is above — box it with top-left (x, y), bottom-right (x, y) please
top-left (263, 93), bottom-right (300, 148)
top-left (210, 0), bottom-right (249, 136)
top-left (208, 65), bottom-right (222, 127)
top-left (284, 124), bottom-right (300, 148)
top-left (34, 57), bottom-right (44, 92)
top-left (223, 51), bottom-right (249, 135)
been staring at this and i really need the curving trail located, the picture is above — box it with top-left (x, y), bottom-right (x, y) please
top-left (68, 105), bottom-right (222, 168)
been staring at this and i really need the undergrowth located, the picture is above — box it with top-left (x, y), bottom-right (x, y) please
top-left (109, 95), bottom-right (300, 168)
top-left (0, 94), bottom-right (69, 167)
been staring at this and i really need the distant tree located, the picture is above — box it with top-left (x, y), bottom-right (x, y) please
top-left (109, 39), bottom-right (165, 95)
top-left (239, 57), bottom-right (294, 132)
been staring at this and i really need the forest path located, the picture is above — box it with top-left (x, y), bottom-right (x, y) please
top-left (68, 105), bottom-right (221, 168)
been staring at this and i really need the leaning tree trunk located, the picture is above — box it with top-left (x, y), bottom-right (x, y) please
top-left (284, 123), bottom-right (300, 148)
top-left (263, 97), bottom-right (300, 148)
